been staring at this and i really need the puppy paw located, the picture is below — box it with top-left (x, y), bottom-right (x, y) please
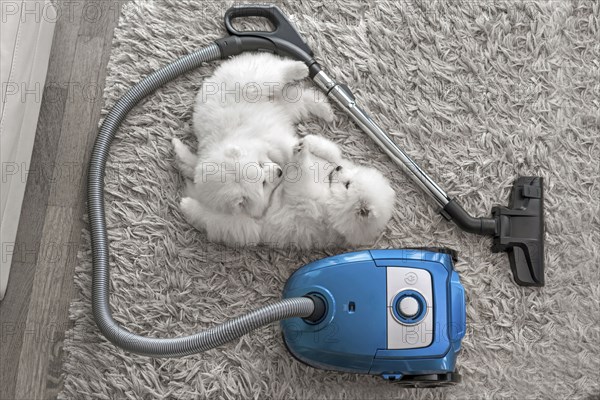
top-left (315, 101), bottom-right (335, 123)
top-left (172, 138), bottom-right (197, 179)
top-left (283, 61), bottom-right (309, 82)
top-left (301, 134), bottom-right (342, 163)
top-left (292, 139), bottom-right (311, 166)
top-left (179, 197), bottom-right (195, 218)
top-left (181, 197), bottom-right (214, 233)
top-left (172, 138), bottom-right (183, 154)
top-left (293, 138), bottom-right (306, 154)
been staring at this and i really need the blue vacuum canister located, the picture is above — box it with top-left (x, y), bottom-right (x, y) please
top-left (281, 248), bottom-right (465, 387)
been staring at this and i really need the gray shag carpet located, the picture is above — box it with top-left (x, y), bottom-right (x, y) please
top-left (60, 1), bottom-right (599, 399)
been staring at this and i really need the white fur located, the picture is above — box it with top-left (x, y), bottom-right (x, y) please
top-left (262, 134), bottom-right (396, 248)
top-left (173, 53), bottom-right (394, 248)
top-left (176, 52), bottom-right (334, 219)
top-left (176, 135), bottom-right (396, 248)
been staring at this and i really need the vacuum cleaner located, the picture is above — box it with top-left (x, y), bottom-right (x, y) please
top-left (282, 248), bottom-right (465, 386)
top-left (86, 4), bottom-right (545, 385)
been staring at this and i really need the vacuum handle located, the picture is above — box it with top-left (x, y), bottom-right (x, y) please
top-left (224, 4), bottom-right (314, 56)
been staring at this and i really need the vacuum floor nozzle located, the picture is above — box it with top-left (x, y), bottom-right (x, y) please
top-left (492, 176), bottom-right (545, 286)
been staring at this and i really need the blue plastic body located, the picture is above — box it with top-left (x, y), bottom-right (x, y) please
top-left (281, 249), bottom-right (466, 380)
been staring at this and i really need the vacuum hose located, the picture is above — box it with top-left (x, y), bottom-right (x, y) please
top-left (87, 42), bottom-right (315, 357)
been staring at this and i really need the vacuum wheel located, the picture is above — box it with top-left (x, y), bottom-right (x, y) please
top-left (391, 371), bottom-right (461, 388)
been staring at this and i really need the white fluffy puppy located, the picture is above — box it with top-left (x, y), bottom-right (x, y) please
top-left (262, 134), bottom-right (396, 247)
top-left (177, 135), bottom-right (396, 248)
top-left (173, 52), bottom-right (334, 219)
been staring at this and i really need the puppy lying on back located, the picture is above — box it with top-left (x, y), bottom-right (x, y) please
top-left (174, 52), bottom-right (333, 220)
top-left (176, 135), bottom-right (396, 248)
top-left (261, 135), bottom-right (396, 247)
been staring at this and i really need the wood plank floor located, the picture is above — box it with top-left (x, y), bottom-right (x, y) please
top-left (0, 1), bottom-right (123, 399)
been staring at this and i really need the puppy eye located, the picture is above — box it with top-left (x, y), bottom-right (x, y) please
top-left (344, 181), bottom-right (350, 189)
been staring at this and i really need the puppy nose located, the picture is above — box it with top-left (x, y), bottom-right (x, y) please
top-left (335, 165), bottom-right (342, 171)
top-left (277, 167), bottom-right (283, 177)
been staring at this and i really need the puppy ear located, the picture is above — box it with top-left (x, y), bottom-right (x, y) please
top-left (224, 146), bottom-right (242, 159)
top-left (230, 195), bottom-right (248, 212)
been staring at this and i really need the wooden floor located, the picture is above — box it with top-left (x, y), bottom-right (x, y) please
top-left (0, 1), bottom-right (123, 399)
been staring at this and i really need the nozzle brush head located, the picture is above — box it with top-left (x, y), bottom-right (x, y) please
top-left (492, 177), bottom-right (545, 286)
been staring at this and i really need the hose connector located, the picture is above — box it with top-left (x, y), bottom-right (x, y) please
top-left (302, 294), bottom-right (327, 324)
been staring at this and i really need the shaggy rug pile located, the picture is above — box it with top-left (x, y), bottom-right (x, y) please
top-left (60, 0), bottom-right (599, 399)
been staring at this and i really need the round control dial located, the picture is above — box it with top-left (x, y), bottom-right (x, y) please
top-left (397, 296), bottom-right (420, 317)
top-left (391, 290), bottom-right (427, 325)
